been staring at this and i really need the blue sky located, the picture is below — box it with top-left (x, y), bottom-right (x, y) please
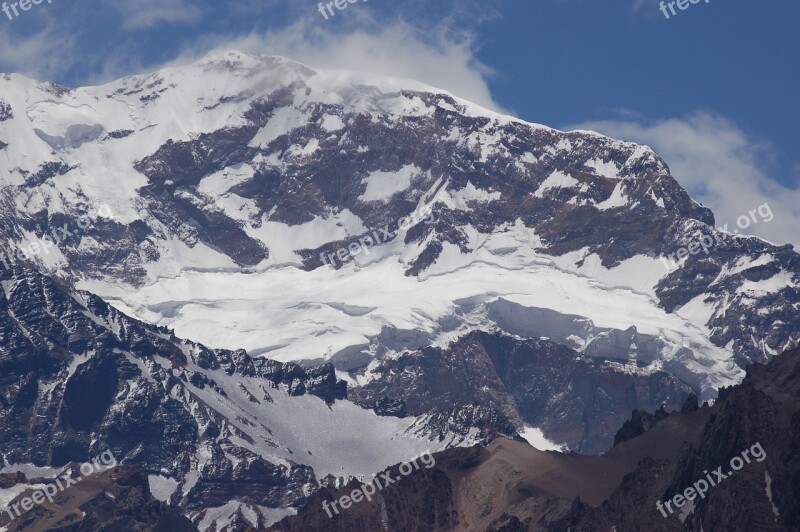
top-left (0, 0), bottom-right (798, 246)
top-left (483, 0), bottom-right (798, 181)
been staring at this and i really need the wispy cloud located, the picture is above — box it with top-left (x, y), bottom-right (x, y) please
top-left (0, 0), bottom-right (502, 113)
top-left (102, 0), bottom-right (205, 30)
top-left (0, 20), bottom-right (78, 81)
top-left (631, 0), bottom-right (650, 13)
top-left (158, 18), bottom-right (505, 113)
top-left (570, 111), bottom-right (800, 249)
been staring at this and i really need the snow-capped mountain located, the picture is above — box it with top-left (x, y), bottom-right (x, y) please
top-left (1, 49), bottom-right (799, 527)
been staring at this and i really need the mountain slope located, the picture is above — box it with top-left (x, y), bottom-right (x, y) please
top-left (0, 465), bottom-right (196, 532)
top-left (348, 330), bottom-right (693, 453)
top-left (0, 264), bottom-right (497, 529)
top-left (273, 347), bottom-right (800, 531)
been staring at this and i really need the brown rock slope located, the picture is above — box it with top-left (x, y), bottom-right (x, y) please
top-left (0, 465), bottom-right (196, 532)
top-left (271, 348), bottom-right (800, 531)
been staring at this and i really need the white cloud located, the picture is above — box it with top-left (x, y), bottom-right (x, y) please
top-left (570, 111), bottom-right (799, 249)
top-left (157, 18), bottom-right (505, 114)
top-left (0, 0), bottom-right (502, 116)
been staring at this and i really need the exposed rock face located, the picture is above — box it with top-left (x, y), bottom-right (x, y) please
top-left (0, 264), bottom-right (501, 529)
top-left (0, 267), bottom-right (310, 523)
top-left (0, 266), bottom-right (341, 468)
top-left (271, 449), bottom-right (469, 532)
top-left (404, 404), bottom-right (522, 446)
top-left (612, 393), bottom-right (700, 446)
top-left (613, 404), bottom-right (670, 446)
top-left (274, 348), bottom-right (800, 531)
top-left (558, 348), bottom-right (800, 531)
top-left (0, 100), bottom-right (11, 121)
top-left (0, 465), bottom-right (197, 531)
top-left (350, 331), bottom-right (691, 453)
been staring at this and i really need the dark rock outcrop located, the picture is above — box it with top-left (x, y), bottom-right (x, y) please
top-left (274, 348), bottom-right (800, 531)
top-left (350, 331), bottom-right (691, 453)
top-left (0, 465), bottom-right (197, 532)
